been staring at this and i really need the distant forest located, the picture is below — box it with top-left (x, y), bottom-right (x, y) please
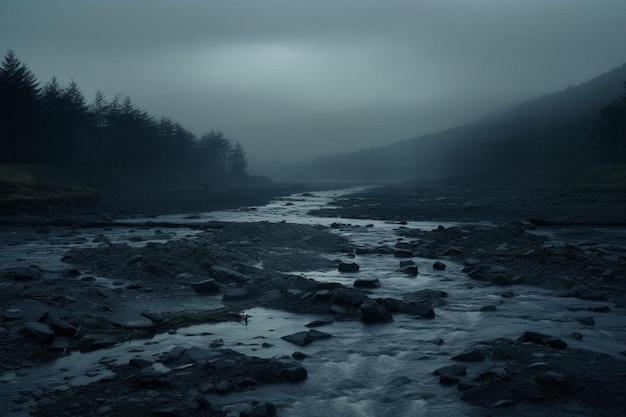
top-left (0, 49), bottom-right (247, 177)
top-left (287, 64), bottom-right (626, 181)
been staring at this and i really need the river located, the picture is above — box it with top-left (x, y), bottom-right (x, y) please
top-left (1, 187), bottom-right (626, 417)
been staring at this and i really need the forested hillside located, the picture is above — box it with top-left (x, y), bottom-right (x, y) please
top-left (0, 49), bottom-right (247, 177)
top-left (288, 63), bottom-right (626, 181)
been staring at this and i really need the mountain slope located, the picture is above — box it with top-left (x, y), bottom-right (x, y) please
top-left (285, 63), bottom-right (626, 181)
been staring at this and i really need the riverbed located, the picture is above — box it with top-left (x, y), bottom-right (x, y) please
top-left (1, 186), bottom-right (625, 416)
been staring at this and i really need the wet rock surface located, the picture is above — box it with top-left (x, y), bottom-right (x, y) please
top-left (2, 181), bottom-right (626, 416)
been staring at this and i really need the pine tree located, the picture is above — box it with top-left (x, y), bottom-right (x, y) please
top-left (0, 49), bottom-right (41, 163)
top-left (230, 141), bottom-right (248, 176)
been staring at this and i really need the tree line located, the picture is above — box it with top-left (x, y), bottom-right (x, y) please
top-left (0, 49), bottom-right (247, 176)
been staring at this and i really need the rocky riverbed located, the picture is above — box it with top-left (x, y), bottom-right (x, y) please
top-left (1, 181), bottom-right (626, 416)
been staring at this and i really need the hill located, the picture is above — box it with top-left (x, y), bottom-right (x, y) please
top-left (283, 63), bottom-right (626, 181)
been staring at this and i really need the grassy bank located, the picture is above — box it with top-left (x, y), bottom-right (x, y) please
top-left (0, 165), bottom-right (99, 214)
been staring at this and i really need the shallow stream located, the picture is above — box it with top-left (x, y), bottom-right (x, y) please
top-left (2, 187), bottom-right (626, 416)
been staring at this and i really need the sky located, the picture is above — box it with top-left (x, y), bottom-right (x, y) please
top-left (2, 0), bottom-right (626, 170)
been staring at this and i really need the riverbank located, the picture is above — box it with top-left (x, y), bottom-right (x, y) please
top-left (1, 179), bottom-right (626, 416)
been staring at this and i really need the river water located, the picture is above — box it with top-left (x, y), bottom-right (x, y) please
top-left (2, 187), bottom-right (626, 417)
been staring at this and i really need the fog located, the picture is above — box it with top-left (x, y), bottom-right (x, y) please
top-left (2, 0), bottom-right (626, 167)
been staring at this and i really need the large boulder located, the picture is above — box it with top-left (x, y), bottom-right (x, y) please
top-left (20, 322), bottom-right (55, 343)
top-left (332, 288), bottom-right (369, 307)
top-left (282, 331), bottom-right (313, 346)
top-left (520, 331), bottom-right (567, 349)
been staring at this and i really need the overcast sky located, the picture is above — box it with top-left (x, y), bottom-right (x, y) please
top-left (2, 0), bottom-right (626, 169)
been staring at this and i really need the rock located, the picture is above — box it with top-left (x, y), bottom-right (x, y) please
top-left (108, 316), bottom-right (155, 330)
top-left (307, 329), bottom-right (332, 341)
top-left (394, 249), bottom-right (413, 258)
top-left (210, 338), bottom-right (224, 348)
top-left (240, 401), bottom-right (277, 417)
top-left (13, 266), bottom-right (42, 281)
top-left (578, 316), bottom-right (595, 326)
top-left (408, 289), bottom-right (448, 300)
top-left (399, 260), bottom-right (415, 267)
top-left (48, 318), bottom-right (79, 337)
top-left (188, 279), bottom-right (221, 293)
top-left (403, 301), bottom-right (435, 319)
top-left (501, 291), bottom-right (515, 298)
top-left (439, 375), bottom-right (460, 385)
top-left (480, 305), bottom-right (497, 312)
top-left (210, 265), bottom-right (249, 283)
top-left (360, 301), bottom-right (393, 323)
top-left (451, 349), bottom-right (485, 362)
top-left (443, 246), bottom-right (464, 256)
top-left (536, 371), bottom-right (568, 388)
top-left (135, 369), bottom-right (169, 388)
top-left (282, 331), bottom-right (313, 346)
top-left (338, 262), bottom-right (360, 273)
top-left (129, 358), bottom-right (153, 368)
top-left (569, 331), bottom-right (584, 340)
top-left (292, 351), bottom-right (307, 360)
top-left (520, 331), bottom-right (567, 349)
top-left (433, 261), bottom-right (447, 271)
top-left (222, 288), bottom-right (249, 301)
top-left (312, 289), bottom-right (332, 302)
top-left (433, 338), bottom-right (444, 345)
top-left (354, 278), bottom-right (381, 288)
top-left (281, 366), bottom-right (308, 382)
top-left (398, 265), bottom-right (418, 276)
top-left (457, 381), bottom-right (478, 391)
top-left (434, 364), bottom-right (466, 376)
top-left (20, 322), bottom-right (55, 343)
top-left (305, 319), bottom-right (333, 328)
top-left (332, 288), bottom-right (369, 307)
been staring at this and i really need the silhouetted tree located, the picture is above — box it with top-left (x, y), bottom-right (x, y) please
top-left (0, 49), bottom-right (40, 163)
top-left (199, 130), bottom-right (232, 176)
top-left (230, 141), bottom-right (247, 176)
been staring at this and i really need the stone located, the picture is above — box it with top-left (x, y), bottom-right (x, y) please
top-left (20, 322), bottom-right (55, 343)
top-left (281, 366), bottom-right (308, 382)
top-left (332, 288), bottom-right (369, 307)
top-left (403, 301), bottom-right (435, 319)
top-left (222, 288), bottom-right (249, 301)
top-left (536, 371), bottom-right (568, 388)
top-left (501, 291), bottom-right (515, 298)
top-left (135, 369), bottom-right (169, 388)
top-left (129, 358), bottom-right (153, 368)
top-left (282, 331), bottom-right (313, 346)
top-left (480, 305), bottom-right (497, 312)
top-left (312, 289), bottom-right (332, 302)
top-left (292, 351), bottom-right (307, 360)
top-left (307, 329), bottom-right (332, 341)
top-left (305, 319), bottom-right (333, 328)
top-left (240, 401), bottom-right (277, 417)
top-left (439, 374), bottom-right (460, 385)
top-left (188, 279), bottom-right (221, 293)
top-left (210, 265), bottom-right (249, 282)
top-left (399, 260), bottom-right (415, 267)
top-left (353, 278), bottom-right (381, 288)
top-left (457, 381), bottom-right (478, 391)
top-left (433, 261), bottom-right (447, 271)
top-left (210, 338), bottom-right (224, 348)
top-left (520, 331), bottom-right (567, 349)
top-left (48, 318), bottom-right (79, 337)
top-left (338, 262), bottom-right (360, 273)
top-left (394, 249), bottom-right (413, 258)
top-left (433, 338), bottom-right (444, 345)
top-left (434, 365), bottom-right (466, 376)
top-left (452, 349), bottom-right (485, 362)
top-left (360, 301), bottom-right (393, 323)
top-left (569, 332), bottom-right (583, 340)
top-left (578, 316), bottom-right (595, 326)
top-left (398, 265), bottom-right (418, 276)
top-left (13, 266), bottom-right (42, 281)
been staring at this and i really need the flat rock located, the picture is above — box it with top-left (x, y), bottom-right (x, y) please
top-left (282, 331), bottom-right (313, 346)
top-left (452, 349), bottom-right (485, 362)
top-left (353, 278), bottom-right (381, 288)
top-left (338, 262), bottom-right (360, 273)
top-left (188, 278), bottom-right (221, 293)
top-left (434, 364), bottom-right (467, 376)
top-left (222, 288), bottom-right (249, 301)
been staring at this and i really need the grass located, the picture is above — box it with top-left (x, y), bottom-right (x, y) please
top-left (576, 164), bottom-right (626, 189)
top-left (0, 164), bottom-right (99, 213)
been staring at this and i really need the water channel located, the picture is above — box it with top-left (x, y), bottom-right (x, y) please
top-left (1, 187), bottom-right (626, 416)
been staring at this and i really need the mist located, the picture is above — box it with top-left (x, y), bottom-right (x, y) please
top-left (2, 0), bottom-right (626, 168)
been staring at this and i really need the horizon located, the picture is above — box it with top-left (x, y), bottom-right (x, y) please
top-left (2, 0), bottom-right (626, 169)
